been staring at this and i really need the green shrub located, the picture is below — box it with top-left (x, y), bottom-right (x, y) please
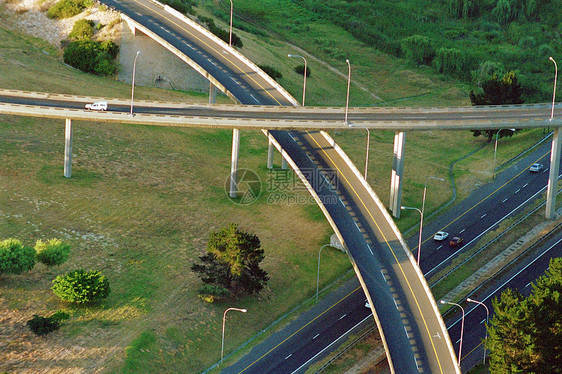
top-left (47, 0), bottom-right (85, 19)
top-left (294, 64), bottom-right (310, 77)
top-left (0, 238), bottom-right (36, 275)
top-left (537, 44), bottom-right (554, 58)
top-left (26, 311), bottom-right (70, 336)
top-left (69, 19), bottom-right (95, 40)
top-left (401, 35), bottom-right (435, 65)
top-left (52, 269), bottom-right (110, 304)
top-left (160, 0), bottom-right (196, 15)
top-left (198, 16), bottom-right (243, 48)
top-left (35, 239), bottom-right (71, 267)
top-left (258, 65), bottom-right (283, 81)
top-left (63, 40), bottom-right (119, 76)
top-left (434, 47), bottom-right (467, 77)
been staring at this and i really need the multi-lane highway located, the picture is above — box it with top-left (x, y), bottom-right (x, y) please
top-left (224, 138), bottom-right (562, 373)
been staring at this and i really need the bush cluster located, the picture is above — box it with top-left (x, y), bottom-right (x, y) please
top-left (258, 65), bottom-right (283, 81)
top-left (160, 0), bottom-right (196, 15)
top-left (0, 238), bottom-right (36, 275)
top-left (27, 311), bottom-right (70, 336)
top-left (69, 19), bottom-right (95, 40)
top-left (35, 239), bottom-right (71, 267)
top-left (52, 269), bottom-right (110, 304)
top-left (47, 0), bottom-right (92, 19)
top-left (198, 16), bottom-right (243, 48)
top-left (294, 64), bottom-right (311, 77)
top-left (63, 40), bottom-right (119, 76)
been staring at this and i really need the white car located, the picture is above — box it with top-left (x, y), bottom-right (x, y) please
top-left (529, 163), bottom-right (543, 172)
top-left (85, 101), bottom-right (108, 111)
top-left (433, 231), bottom-right (449, 241)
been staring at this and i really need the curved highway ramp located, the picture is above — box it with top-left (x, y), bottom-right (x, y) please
top-left (97, 0), bottom-right (459, 372)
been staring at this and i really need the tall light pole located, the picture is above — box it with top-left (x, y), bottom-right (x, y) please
top-left (221, 307), bottom-right (247, 366)
top-left (401, 206), bottom-right (423, 265)
top-left (130, 50), bottom-right (140, 116)
top-left (493, 128), bottom-right (515, 178)
top-left (549, 56), bottom-right (557, 122)
top-left (422, 176), bottom-right (445, 219)
top-left (229, 0), bottom-right (233, 47)
top-left (344, 59), bottom-right (351, 126)
top-left (467, 298), bottom-right (490, 365)
top-left (288, 54), bottom-right (307, 106)
top-left (441, 300), bottom-right (465, 368)
top-left (316, 244), bottom-right (332, 303)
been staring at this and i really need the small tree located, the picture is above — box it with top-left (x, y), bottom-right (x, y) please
top-left (191, 224), bottom-right (269, 301)
top-left (258, 65), bottom-right (283, 81)
top-left (0, 238), bottom-right (36, 275)
top-left (487, 258), bottom-right (562, 373)
top-left (401, 35), bottom-right (435, 65)
top-left (35, 239), bottom-right (71, 267)
top-left (294, 64), bottom-right (311, 77)
top-left (52, 269), bottom-right (110, 304)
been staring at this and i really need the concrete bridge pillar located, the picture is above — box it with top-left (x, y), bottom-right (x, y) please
top-left (209, 82), bottom-right (217, 104)
top-left (64, 118), bottom-right (73, 178)
top-left (267, 140), bottom-right (274, 169)
top-left (390, 131), bottom-right (406, 218)
top-left (546, 127), bottom-right (561, 219)
top-left (229, 129), bottom-right (240, 198)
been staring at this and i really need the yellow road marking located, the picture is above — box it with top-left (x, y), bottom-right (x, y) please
top-left (304, 130), bottom-right (445, 373)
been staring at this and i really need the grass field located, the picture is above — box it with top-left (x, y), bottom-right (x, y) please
top-left (0, 2), bottom-right (556, 373)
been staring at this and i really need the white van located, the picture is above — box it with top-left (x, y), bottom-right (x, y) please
top-left (85, 101), bottom-right (108, 111)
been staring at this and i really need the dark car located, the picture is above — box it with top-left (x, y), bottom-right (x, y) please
top-left (449, 237), bottom-right (463, 247)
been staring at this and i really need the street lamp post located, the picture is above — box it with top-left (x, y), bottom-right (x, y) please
top-left (221, 307), bottom-right (247, 366)
top-left (130, 50), bottom-right (140, 116)
top-left (467, 298), bottom-right (490, 365)
top-left (401, 206), bottom-right (423, 265)
top-left (316, 244), bottom-right (332, 303)
top-left (229, 0), bottom-right (233, 47)
top-left (344, 59), bottom-right (351, 125)
top-left (493, 128), bottom-right (516, 178)
top-left (549, 57), bottom-right (557, 122)
top-left (288, 54), bottom-right (307, 106)
top-left (421, 176), bottom-right (445, 218)
top-left (441, 300), bottom-right (465, 368)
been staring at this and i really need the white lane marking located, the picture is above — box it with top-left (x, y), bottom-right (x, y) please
top-left (306, 154), bottom-right (314, 163)
top-left (339, 197), bottom-right (345, 206)
top-left (290, 315), bottom-right (372, 374)
top-left (288, 133), bottom-right (295, 140)
top-left (459, 228), bottom-right (465, 234)
top-left (339, 314), bottom-right (347, 320)
top-left (404, 326), bottom-right (410, 338)
top-left (515, 189), bottom-right (521, 194)
top-left (250, 94), bottom-right (260, 104)
top-left (354, 221), bottom-right (361, 232)
top-left (523, 183), bottom-right (528, 188)
top-left (447, 236), bottom-right (562, 330)
top-left (502, 198), bottom-right (509, 202)
top-left (366, 243), bottom-right (373, 256)
top-left (415, 357), bottom-right (421, 370)
top-left (480, 319), bottom-right (486, 325)
top-left (481, 214), bottom-right (487, 218)
top-left (436, 245), bottom-right (442, 250)
top-left (526, 282), bottom-right (532, 288)
top-left (285, 353), bottom-right (292, 360)
top-left (393, 298), bottom-right (399, 310)
top-left (312, 333), bottom-right (320, 340)
top-left (381, 270), bottom-right (387, 282)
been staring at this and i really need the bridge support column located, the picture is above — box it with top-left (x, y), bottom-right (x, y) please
top-left (545, 127), bottom-right (561, 219)
top-left (390, 131), bottom-right (406, 218)
top-left (267, 140), bottom-right (274, 169)
top-left (209, 82), bottom-right (217, 104)
top-left (64, 118), bottom-right (73, 178)
top-left (229, 128), bottom-right (240, 198)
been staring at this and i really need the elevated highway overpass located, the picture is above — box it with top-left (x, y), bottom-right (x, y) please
top-left (1, 0), bottom-right (560, 371)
